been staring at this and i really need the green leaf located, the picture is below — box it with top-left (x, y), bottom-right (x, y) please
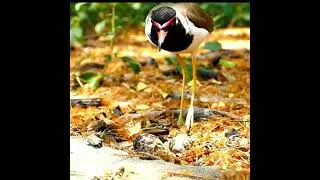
top-left (79, 72), bottom-right (103, 89)
top-left (223, 3), bottom-right (235, 16)
top-left (218, 59), bottom-right (236, 68)
top-left (185, 64), bottom-right (193, 82)
top-left (176, 63), bottom-right (193, 83)
top-left (70, 26), bottom-right (83, 47)
top-left (105, 55), bottom-right (112, 63)
top-left (75, 3), bottom-right (87, 11)
top-left (198, 67), bottom-right (217, 79)
top-left (95, 20), bottom-right (107, 34)
top-left (131, 3), bottom-right (142, 10)
top-left (166, 56), bottom-right (177, 65)
top-left (127, 62), bottom-right (140, 74)
top-left (79, 72), bottom-right (97, 81)
top-left (122, 57), bottom-right (141, 74)
top-left (243, 12), bottom-right (250, 21)
top-left (70, 26), bottom-right (82, 39)
top-left (203, 42), bottom-right (222, 51)
top-left (78, 12), bottom-right (88, 21)
top-left (88, 3), bottom-right (99, 11)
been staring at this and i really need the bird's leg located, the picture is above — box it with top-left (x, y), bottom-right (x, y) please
top-left (176, 54), bottom-right (186, 127)
top-left (185, 53), bottom-right (197, 131)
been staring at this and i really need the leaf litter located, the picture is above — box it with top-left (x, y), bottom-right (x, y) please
top-left (70, 27), bottom-right (250, 178)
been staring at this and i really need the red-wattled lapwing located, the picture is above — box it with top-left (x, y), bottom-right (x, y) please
top-left (145, 3), bottom-right (214, 131)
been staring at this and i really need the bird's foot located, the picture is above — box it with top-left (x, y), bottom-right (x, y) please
top-left (185, 106), bottom-right (194, 130)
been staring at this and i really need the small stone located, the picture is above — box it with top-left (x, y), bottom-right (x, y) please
top-left (114, 105), bottom-right (124, 116)
top-left (133, 133), bottom-right (164, 153)
top-left (169, 134), bottom-right (192, 153)
top-left (194, 157), bottom-right (205, 166)
top-left (225, 128), bottom-right (239, 137)
top-left (118, 141), bottom-right (133, 149)
top-left (86, 134), bottom-right (103, 148)
top-left (226, 135), bottom-right (240, 148)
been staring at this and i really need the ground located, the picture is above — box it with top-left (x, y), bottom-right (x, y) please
top-left (70, 27), bottom-right (250, 179)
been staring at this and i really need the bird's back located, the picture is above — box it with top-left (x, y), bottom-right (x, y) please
top-left (171, 3), bottom-right (214, 33)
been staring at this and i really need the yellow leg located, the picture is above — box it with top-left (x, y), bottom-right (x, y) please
top-left (185, 53), bottom-right (197, 130)
top-left (176, 54), bottom-right (186, 127)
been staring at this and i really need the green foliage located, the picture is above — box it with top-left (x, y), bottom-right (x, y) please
top-left (95, 20), bottom-right (107, 34)
top-left (166, 56), bottom-right (192, 82)
top-left (201, 3), bottom-right (250, 29)
top-left (176, 63), bottom-right (193, 83)
top-left (198, 67), bottom-right (217, 80)
top-left (79, 72), bottom-right (104, 89)
top-left (70, 3), bottom-right (250, 47)
top-left (105, 55), bottom-right (112, 63)
top-left (122, 57), bottom-right (141, 74)
top-left (218, 59), bottom-right (236, 68)
top-left (203, 42), bottom-right (222, 51)
top-left (166, 56), bottom-right (176, 65)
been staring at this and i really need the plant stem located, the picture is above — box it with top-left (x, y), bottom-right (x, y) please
top-left (110, 4), bottom-right (116, 53)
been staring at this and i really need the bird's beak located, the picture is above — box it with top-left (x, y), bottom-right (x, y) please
top-left (157, 30), bottom-right (168, 52)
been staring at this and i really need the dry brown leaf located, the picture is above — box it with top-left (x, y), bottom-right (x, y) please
top-left (135, 104), bottom-right (150, 110)
top-left (127, 121), bottom-right (141, 137)
top-left (136, 82), bottom-right (148, 91)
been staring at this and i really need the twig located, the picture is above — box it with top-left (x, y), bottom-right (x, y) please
top-left (209, 109), bottom-right (243, 121)
top-left (110, 3), bottom-right (116, 53)
top-left (76, 76), bottom-right (84, 87)
top-left (114, 152), bottom-right (161, 160)
top-left (172, 107), bottom-right (244, 121)
top-left (70, 98), bottom-right (103, 107)
top-left (166, 171), bottom-right (212, 180)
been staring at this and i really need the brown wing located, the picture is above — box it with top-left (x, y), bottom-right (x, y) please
top-left (184, 3), bottom-right (214, 33)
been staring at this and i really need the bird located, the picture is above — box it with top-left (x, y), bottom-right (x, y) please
top-left (145, 3), bottom-right (214, 131)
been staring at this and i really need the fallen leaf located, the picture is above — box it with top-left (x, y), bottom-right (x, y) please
top-left (217, 102), bottom-right (226, 107)
top-left (128, 121), bottom-right (141, 137)
top-left (219, 59), bottom-right (236, 68)
top-left (136, 82), bottom-right (148, 91)
top-left (158, 89), bottom-right (169, 99)
top-left (203, 42), bottom-right (222, 51)
top-left (135, 104), bottom-right (150, 110)
top-left (144, 87), bottom-right (153, 93)
top-left (187, 80), bottom-right (201, 87)
top-left (161, 92), bottom-right (169, 99)
top-left (210, 79), bottom-right (222, 85)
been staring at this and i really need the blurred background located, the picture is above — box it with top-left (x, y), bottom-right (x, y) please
top-left (70, 3), bottom-right (250, 48)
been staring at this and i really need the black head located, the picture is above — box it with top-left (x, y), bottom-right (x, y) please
top-left (148, 6), bottom-right (193, 52)
top-left (151, 6), bottom-right (176, 25)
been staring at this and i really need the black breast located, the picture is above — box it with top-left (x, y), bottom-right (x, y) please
top-left (149, 19), bottom-right (194, 52)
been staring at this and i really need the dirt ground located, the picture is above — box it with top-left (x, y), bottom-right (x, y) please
top-left (70, 27), bottom-right (250, 179)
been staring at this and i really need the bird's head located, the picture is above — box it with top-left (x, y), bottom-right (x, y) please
top-left (150, 6), bottom-right (177, 51)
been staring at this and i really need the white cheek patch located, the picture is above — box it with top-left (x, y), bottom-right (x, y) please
top-left (145, 16), bottom-right (152, 38)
